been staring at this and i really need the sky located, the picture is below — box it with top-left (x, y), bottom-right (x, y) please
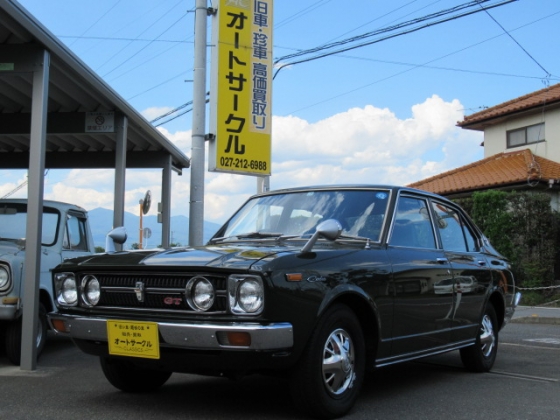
top-left (2, 0), bottom-right (559, 230)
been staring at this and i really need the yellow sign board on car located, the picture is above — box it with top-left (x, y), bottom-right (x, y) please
top-left (107, 320), bottom-right (160, 359)
top-left (209, 0), bottom-right (273, 176)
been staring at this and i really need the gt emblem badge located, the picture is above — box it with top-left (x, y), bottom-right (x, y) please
top-left (134, 281), bottom-right (145, 302)
top-left (163, 297), bottom-right (182, 306)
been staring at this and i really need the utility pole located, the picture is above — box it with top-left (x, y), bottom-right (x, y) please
top-left (189, 0), bottom-right (208, 246)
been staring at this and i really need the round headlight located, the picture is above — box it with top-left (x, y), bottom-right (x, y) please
top-left (186, 276), bottom-right (215, 311)
top-left (82, 275), bottom-right (101, 306)
top-left (61, 278), bottom-right (78, 305)
top-left (0, 266), bottom-right (10, 292)
top-left (237, 278), bottom-right (264, 313)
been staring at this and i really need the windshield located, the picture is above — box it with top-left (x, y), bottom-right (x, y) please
top-left (217, 189), bottom-right (390, 242)
top-left (0, 203), bottom-right (60, 246)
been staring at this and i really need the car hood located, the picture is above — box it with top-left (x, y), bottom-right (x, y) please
top-left (0, 239), bottom-right (24, 259)
top-left (59, 244), bottom-right (297, 271)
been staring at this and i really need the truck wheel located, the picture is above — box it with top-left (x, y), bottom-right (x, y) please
top-left (460, 303), bottom-right (498, 372)
top-left (290, 304), bottom-right (365, 419)
top-left (5, 304), bottom-right (48, 365)
top-left (100, 357), bottom-right (172, 392)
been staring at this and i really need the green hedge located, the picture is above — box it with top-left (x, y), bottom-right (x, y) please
top-left (456, 190), bottom-right (560, 304)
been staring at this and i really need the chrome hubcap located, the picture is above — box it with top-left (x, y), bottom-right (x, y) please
top-left (322, 328), bottom-right (355, 395)
top-left (479, 314), bottom-right (495, 358)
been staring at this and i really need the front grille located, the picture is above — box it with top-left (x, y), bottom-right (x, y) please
top-left (85, 273), bottom-right (228, 314)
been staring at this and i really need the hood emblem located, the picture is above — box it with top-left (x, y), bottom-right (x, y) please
top-left (134, 281), bottom-right (145, 302)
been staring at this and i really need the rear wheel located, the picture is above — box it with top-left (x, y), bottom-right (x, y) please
top-left (460, 303), bottom-right (498, 372)
top-left (290, 305), bottom-right (365, 419)
top-left (5, 303), bottom-right (48, 365)
top-left (100, 357), bottom-right (172, 392)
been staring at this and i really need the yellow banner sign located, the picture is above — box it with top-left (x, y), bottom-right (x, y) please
top-left (209, 0), bottom-right (273, 175)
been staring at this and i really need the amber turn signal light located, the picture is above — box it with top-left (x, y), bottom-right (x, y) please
top-left (51, 318), bottom-right (68, 333)
top-left (285, 273), bottom-right (302, 282)
top-left (217, 331), bottom-right (251, 347)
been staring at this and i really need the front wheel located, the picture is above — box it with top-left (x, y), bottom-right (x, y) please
top-left (100, 357), bottom-right (172, 392)
top-left (290, 305), bottom-right (365, 419)
top-left (5, 303), bottom-right (48, 365)
top-left (460, 303), bottom-right (498, 372)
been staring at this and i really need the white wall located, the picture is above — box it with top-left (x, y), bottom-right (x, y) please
top-left (483, 107), bottom-right (560, 162)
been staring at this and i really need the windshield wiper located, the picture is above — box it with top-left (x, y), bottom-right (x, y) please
top-left (336, 234), bottom-right (373, 249)
top-left (236, 231), bottom-right (284, 239)
top-left (210, 231), bottom-right (284, 244)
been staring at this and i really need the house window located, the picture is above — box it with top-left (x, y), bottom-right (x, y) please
top-left (507, 123), bottom-right (545, 148)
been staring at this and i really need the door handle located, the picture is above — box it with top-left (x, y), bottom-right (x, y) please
top-left (436, 258), bottom-right (448, 264)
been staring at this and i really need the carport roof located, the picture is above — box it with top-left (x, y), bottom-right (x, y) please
top-left (0, 0), bottom-right (190, 172)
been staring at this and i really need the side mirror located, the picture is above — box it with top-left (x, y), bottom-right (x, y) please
top-left (105, 227), bottom-right (127, 254)
top-left (301, 219), bottom-right (342, 253)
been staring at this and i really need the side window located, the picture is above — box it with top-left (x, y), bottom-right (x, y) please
top-left (431, 202), bottom-right (477, 252)
top-left (390, 196), bottom-right (435, 249)
top-left (64, 214), bottom-right (88, 251)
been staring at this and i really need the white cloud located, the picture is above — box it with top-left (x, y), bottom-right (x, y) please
top-left (141, 107), bottom-right (174, 123)
top-left (1, 96), bottom-right (483, 227)
top-left (267, 95), bottom-right (482, 190)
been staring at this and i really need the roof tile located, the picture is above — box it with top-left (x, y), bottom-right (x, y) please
top-left (409, 149), bottom-right (560, 195)
top-left (458, 83), bottom-right (560, 127)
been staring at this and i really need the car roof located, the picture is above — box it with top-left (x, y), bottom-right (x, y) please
top-left (251, 185), bottom-right (450, 202)
top-left (0, 198), bottom-right (87, 213)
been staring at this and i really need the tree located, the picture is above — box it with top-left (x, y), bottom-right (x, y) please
top-left (469, 190), bottom-right (560, 305)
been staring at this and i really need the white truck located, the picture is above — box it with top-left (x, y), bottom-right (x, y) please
top-left (0, 199), bottom-right (95, 364)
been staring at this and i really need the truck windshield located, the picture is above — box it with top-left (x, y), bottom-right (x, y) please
top-left (0, 204), bottom-right (60, 246)
top-left (216, 189), bottom-right (391, 242)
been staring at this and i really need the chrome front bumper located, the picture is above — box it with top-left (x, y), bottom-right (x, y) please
top-left (0, 303), bottom-right (18, 320)
top-left (49, 313), bottom-right (293, 351)
top-left (504, 292), bottom-right (523, 325)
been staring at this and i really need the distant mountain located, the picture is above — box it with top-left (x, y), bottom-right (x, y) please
top-left (88, 208), bottom-right (221, 249)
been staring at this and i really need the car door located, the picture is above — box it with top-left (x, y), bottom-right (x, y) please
top-left (61, 211), bottom-right (92, 259)
top-left (387, 194), bottom-right (454, 357)
top-left (430, 201), bottom-right (491, 344)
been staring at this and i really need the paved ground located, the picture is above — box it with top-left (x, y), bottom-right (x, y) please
top-left (511, 305), bottom-right (560, 325)
top-left (0, 305), bottom-right (558, 420)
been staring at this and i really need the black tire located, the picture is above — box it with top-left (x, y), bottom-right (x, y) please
top-left (460, 303), bottom-right (498, 372)
top-left (100, 357), bottom-right (172, 392)
top-left (5, 303), bottom-right (48, 365)
top-left (290, 305), bottom-right (365, 419)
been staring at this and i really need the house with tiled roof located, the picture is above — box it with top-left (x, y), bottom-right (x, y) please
top-left (410, 83), bottom-right (560, 210)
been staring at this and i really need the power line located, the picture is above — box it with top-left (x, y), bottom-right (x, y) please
top-left (59, 36), bottom-right (191, 44)
top-left (283, 9), bottom-right (560, 117)
top-left (320, 0), bottom-right (427, 44)
top-left (274, 0), bottom-right (333, 29)
top-left (153, 98), bottom-right (210, 127)
top-left (127, 70), bottom-right (191, 101)
top-left (273, 0), bottom-right (515, 79)
top-left (68, 0), bottom-right (123, 47)
top-left (275, 0), bottom-right (496, 63)
top-left (79, 0), bottom-right (174, 56)
top-left (150, 93), bottom-right (209, 127)
top-left (100, 0), bottom-right (187, 76)
top-left (151, 99), bottom-right (194, 123)
top-left (478, 2), bottom-right (550, 76)
top-left (107, 35), bottom-right (192, 83)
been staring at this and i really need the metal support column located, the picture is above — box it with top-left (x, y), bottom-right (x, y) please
top-left (188, 0), bottom-right (208, 246)
top-left (113, 113), bottom-right (127, 251)
top-left (257, 176), bottom-right (270, 194)
top-left (161, 155), bottom-right (172, 248)
top-left (20, 49), bottom-right (50, 371)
